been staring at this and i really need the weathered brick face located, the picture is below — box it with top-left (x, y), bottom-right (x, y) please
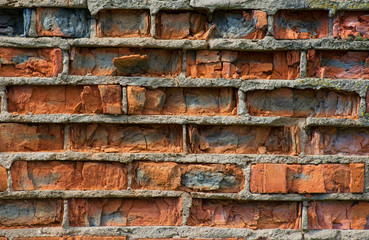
top-left (187, 50), bottom-right (300, 79)
top-left (1, 2), bottom-right (369, 239)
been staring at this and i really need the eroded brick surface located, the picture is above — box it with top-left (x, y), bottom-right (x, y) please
top-left (307, 50), bottom-right (369, 79)
top-left (132, 162), bottom-right (244, 192)
top-left (250, 164), bottom-right (364, 194)
top-left (212, 10), bottom-right (267, 39)
top-left (69, 198), bottom-right (182, 226)
top-left (274, 10), bottom-right (328, 39)
top-left (308, 201), bottom-right (369, 229)
top-left (334, 11), bottom-right (369, 39)
top-left (0, 48), bottom-right (63, 77)
top-left (305, 127), bottom-right (369, 155)
top-left (11, 161), bottom-right (127, 190)
top-left (0, 199), bottom-right (63, 228)
top-left (7, 85), bottom-right (122, 115)
top-left (187, 125), bottom-right (299, 155)
top-left (0, 123), bottom-right (64, 152)
top-left (0, 165), bottom-right (7, 192)
top-left (0, 9), bottom-right (25, 36)
top-left (156, 11), bottom-right (207, 39)
top-left (70, 48), bottom-right (182, 77)
top-left (37, 8), bottom-right (90, 37)
top-left (188, 199), bottom-right (301, 229)
top-left (246, 88), bottom-right (359, 118)
top-left (69, 124), bottom-right (183, 153)
top-left (187, 50), bottom-right (300, 79)
top-left (97, 10), bottom-right (150, 38)
top-left (127, 86), bottom-right (237, 115)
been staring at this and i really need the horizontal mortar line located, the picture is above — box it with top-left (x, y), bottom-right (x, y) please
top-left (0, 113), bottom-right (302, 126)
top-left (0, 152), bottom-right (369, 168)
top-left (1, 37), bottom-right (369, 51)
top-left (1, 113), bottom-right (369, 128)
top-left (0, 226), bottom-right (304, 239)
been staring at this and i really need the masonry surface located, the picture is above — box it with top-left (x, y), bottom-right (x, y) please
top-left (1, 0), bottom-right (369, 240)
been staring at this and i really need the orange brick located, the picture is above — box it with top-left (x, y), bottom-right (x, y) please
top-left (333, 11), bottom-right (369, 39)
top-left (0, 165), bottom-right (7, 192)
top-left (11, 161), bottom-right (127, 191)
top-left (69, 198), bottom-right (182, 226)
top-left (308, 201), bottom-right (369, 229)
top-left (250, 164), bottom-right (365, 194)
top-left (188, 199), bottom-right (301, 229)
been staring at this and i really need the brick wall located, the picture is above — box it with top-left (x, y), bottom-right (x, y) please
top-left (0, 0), bottom-right (369, 240)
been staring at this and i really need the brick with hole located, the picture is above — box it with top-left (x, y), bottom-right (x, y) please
top-left (127, 86), bottom-right (237, 115)
top-left (132, 162), bottom-right (244, 192)
top-left (7, 85), bottom-right (122, 115)
top-left (246, 88), bottom-right (360, 118)
top-left (274, 10), bottom-right (328, 39)
top-left (333, 11), bottom-right (369, 40)
top-left (69, 124), bottom-right (183, 153)
top-left (69, 47), bottom-right (182, 77)
top-left (36, 8), bottom-right (90, 37)
top-left (250, 163), bottom-right (364, 194)
top-left (308, 201), bottom-right (369, 229)
top-left (0, 199), bottom-right (63, 228)
top-left (0, 123), bottom-right (64, 152)
top-left (188, 199), bottom-right (301, 229)
top-left (97, 10), bottom-right (150, 38)
top-left (69, 198), bottom-right (182, 226)
top-left (187, 50), bottom-right (300, 79)
top-left (0, 48), bottom-right (63, 77)
top-left (11, 161), bottom-right (127, 190)
top-left (187, 125), bottom-right (300, 155)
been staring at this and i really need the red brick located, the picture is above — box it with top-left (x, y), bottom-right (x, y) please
top-left (127, 86), bottom-right (237, 115)
top-left (305, 127), bottom-right (369, 155)
top-left (69, 48), bottom-right (182, 77)
top-left (187, 125), bottom-right (299, 155)
top-left (0, 199), bottom-right (63, 228)
top-left (0, 48), bottom-right (63, 77)
top-left (274, 10), bottom-right (328, 39)
top-left (15, 238), bottom-right (60, 240)
top-left (69, 198), bottom-right (182, 226)
top-left (69, 124), bottom-right (183, 153)
top-left (132, 162), bottom-right (244, 192)
top-left (0, 123), bottom-right (63, 152)
top-left (250, 163), bottom-right (364, 194)
top-left (246, 88), bottom-right (359, 118)
top-left (11, 161), bottom-right (127, 191)
top-left (308, 201), bottom-right (369, 229)
top-left (97, 10), bottom-right (150, 38)
top-left (212, 10), bottom-right (267, 39)
top-left (156, 11), bottom-right (207, 39)
top-left (0, 165), bottom-right (7, 192)
top-left (307, 50), bottom-right (369, 79)
top-left (7, 85), bottom-right (122, 115)
top-left (333, 11), bottom-right (369, 39)
top-left (188, 199), bottom-right (301, 229)
top-left (36, 8), bottom-right (90, 37)
top-left (187, 50), bottom-right (300, 79)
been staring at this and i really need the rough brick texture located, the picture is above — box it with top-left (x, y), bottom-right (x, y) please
top-left (1, 2), bottom-right (369, 239)
top-left (274, 10), bottom-right (328, 39)
top-left (187, 50), bottom-right (300, 79)
top-left (69, 198), bottom-right (182, 226)
top-left (246, 88), bottom-right (359, 118)
top-left (187, 125), bottom-right (299, 155)
top-left (8, 85), bottom-right (122, 115)
top-left (250, 164), bottom-right (364, 193)
top-left (127, 86), bottom-right (237, 115)
top-left (132, 162), bottom-right (244, 192)
top-left (0, 48), bottom-right (63, 77)
top-left (11, 161), bottom-right (127, 190)
top-left (188, 199), bottom-right (301, 229)
top-left (97, 10), bottom-right (150, 38)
